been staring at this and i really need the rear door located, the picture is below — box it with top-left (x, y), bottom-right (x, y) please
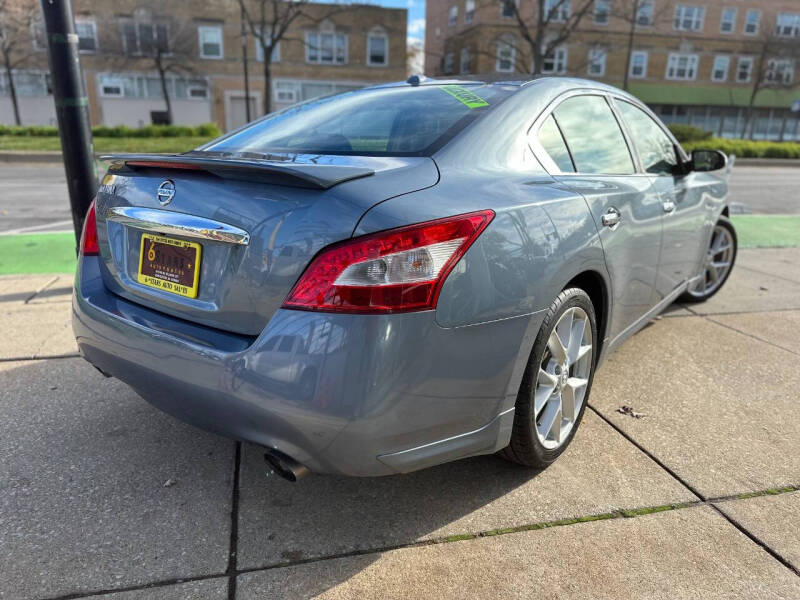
top-left (531, 93), bottom-right (663, 341)
top-left (613, 98), bottom-right (706, 299)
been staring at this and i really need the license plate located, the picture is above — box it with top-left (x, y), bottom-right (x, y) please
top-left (137, 233), bottom-right (202, 298)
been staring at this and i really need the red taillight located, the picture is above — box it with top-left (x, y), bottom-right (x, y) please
top-left (80, 199), bottom-right (99, 256)
top-left (283, 209), bottom-right (495, 314)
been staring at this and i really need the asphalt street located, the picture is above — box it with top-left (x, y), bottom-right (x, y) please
top-left (0, 163), bottom-right (798, 234)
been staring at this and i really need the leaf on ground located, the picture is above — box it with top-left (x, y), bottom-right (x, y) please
top-left (163, 478), bottom-right (177, 488)
top-left (617, 405), bottom-right (646, 419)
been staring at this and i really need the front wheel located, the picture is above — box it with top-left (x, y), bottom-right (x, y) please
top-left (680, 216), bottom-right (737, 303)
top-left (501, 288), bottom-right (597, 469)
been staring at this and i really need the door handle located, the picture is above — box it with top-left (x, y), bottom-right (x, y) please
top-left (601, 207), bottom-right (622, 229)
top-left (662, 200), bottom-right (676, 214)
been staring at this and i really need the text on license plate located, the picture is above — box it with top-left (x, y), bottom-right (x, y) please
top-left (137, 233), bottom-right (202, 298)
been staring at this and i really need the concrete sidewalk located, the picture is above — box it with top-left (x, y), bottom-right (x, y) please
top-left (1, 249), bottom-right (799, 599)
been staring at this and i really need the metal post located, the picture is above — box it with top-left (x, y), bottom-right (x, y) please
top-left (39, 0), bottom-right (97, 247)
top-left (240, 3), bottom-right (252, 122)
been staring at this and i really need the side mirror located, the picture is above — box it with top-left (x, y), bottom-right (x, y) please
top-left (690, 149), bottom-right (727, 172)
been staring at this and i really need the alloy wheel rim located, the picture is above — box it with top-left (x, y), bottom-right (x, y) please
top-left (534, 307), bottom-right (593, 450)
top-left (688, 225), bottom-right (734, 297)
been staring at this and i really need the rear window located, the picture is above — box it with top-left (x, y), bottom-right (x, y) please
top-left (202, 84), bottom-right (512, 157)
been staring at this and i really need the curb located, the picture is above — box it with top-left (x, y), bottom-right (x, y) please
top-left (731, 158), bottom-right (800, 168)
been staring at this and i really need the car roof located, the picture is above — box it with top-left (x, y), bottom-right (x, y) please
top-left (364, 76), bottom-right (630, 98)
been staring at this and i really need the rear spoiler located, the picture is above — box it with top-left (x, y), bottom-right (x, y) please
top-left (100, 154), bottom-right (375, 190)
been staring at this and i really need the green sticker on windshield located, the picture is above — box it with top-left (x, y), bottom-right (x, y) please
top-left (440, 85), bottom-right (489, 109)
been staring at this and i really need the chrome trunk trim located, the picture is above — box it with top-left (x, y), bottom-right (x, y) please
top-left (105, 206), bottom-right (250, 246)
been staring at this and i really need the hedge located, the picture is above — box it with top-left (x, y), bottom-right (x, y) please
top-left (667, 124), bottom-right (713, 143)
top-left (0, 123), bottom-right (221, 138)
top-left (683, 137), bottom-right (800, 159)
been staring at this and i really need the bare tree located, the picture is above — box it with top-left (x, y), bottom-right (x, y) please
top-left (739, 31), bottom-right (800, 139)
top-left (114, 6), bottom-right (198, 124)
top-left (238, 0), bottom-right (350, 115)
top-left (0, 0), bottom-right (39, 125)
top-left (501, 0), bottom-right (594, 75)
top-left (613, 0), bottom-right (669, 90)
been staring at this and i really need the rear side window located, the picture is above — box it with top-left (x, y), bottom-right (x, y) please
top-left (537, 115), bottom-right (575, 172)
top-left (615, 100), bottom-right (679, 175)
top-left (552, 95), bottom-right (635, 175)
top-left (203, 84), bottom-right (513, 157)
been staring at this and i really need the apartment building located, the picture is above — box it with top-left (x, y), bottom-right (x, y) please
top-left (0, 0), bottom-right (407, 130)
top-left (425, 0), bottom-right (800, 140)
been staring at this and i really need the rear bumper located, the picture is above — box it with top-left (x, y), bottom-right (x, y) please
top-left (73, 257), bottom-right (542, 476)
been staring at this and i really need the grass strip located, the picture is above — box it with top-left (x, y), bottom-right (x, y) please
top-left (0, 136), bottom-right (213, 153)
top-left (731, 215), bottom-right (800, 248)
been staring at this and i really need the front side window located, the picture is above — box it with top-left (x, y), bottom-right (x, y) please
top-left (75, 19), bottom-right (97, 52)
top-left (674, 5), bottom-right (704, 31)
top-left (736, 57), bottom-right (753, 82)
top-left (537, 115), bottom-right (574, 172)
top-left (744, 9), bottom-right (760, 35)
top-left (616, 100), bottom-right (678, 175)
top-left (594, 0), bottom-right (610, 24)
top-left (712, 55), bottom-right (729, 82)
top-left (552, 95), bottom-right (635, 174)
top-left (203, 84), bottom-right (513, 157)
top-left (666, 53), bottom-right (698, 80)
top-left (588, 48), bottom-right (606, 76)
top-left (630, 51), bottom-right (648, 78)
top-left (496, 40), bottom-right (515, 72)
top-left (367, 29), bottom-right (388, 66)
top-left (720, 8), bottom-right (736, 33)
top-left (198, 25), bottom-right (223, 59)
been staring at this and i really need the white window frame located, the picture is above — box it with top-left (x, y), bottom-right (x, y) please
top-left (366, 28), bottom-right (388, 66)
top-left (588, 48), bottom-right (606, 76)
top-left (187, 85), bottom-right (209, 99)
top-left (198, 25), bottom-right (223, 59)
top-left (254, 28), bottom-right (280, 63)
top-left (776, 13), bottom-right (800, 38)
top-left (444, 51), bottom-right (455, 74)
top-left (544, 0), bottom-right (570, 23)
top-left (98, 76), bottom-right (125, 98)
top-left (711, 55), bottom-right (729, 82)
top-left (673, 5), bottom-right (705, 31)
top-left (665, 53), bottom-right (699, 80)
top-left (460, 47), bottom-right (470, 73)
top-left (744, 9), bottom-right (760, 35)
top-left (766, 59), bottom-right (795, 84)
top-left (736, 56), bottom-right (753, 83)
top-left (274, 80), bottom-right (300, 104)
top-left (495, 40), bottom-right (515, 73)
top-left (593, 0), bottom-right (610, 25)
top-left (465, 0), bottom-right (475, 24)
top-left (636, 0), bottom-right (654, 26)
top-left (75, 18), bottom-right (98, 53)
top-left (448, 5), bottom-right (458, 26)
top-left (305, 28), bottom-right (348, 65)
top-left (541, 45), bottom-right (568, 74)
top-left (719, 8), bottom-right (736, 34)
top-left (629, 50), bottom-right (648, 78)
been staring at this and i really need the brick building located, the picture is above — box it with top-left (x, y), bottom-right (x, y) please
top-left (0, 0), bottom-right (407, 130)
top-left (425, 0), bottom-right (800, 140)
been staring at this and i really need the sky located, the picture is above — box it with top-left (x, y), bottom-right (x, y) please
top-left (369, 0), bottom-right (426, 49)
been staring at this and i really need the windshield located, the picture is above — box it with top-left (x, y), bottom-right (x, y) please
top-left (202, 84), bottom-right (513, 157)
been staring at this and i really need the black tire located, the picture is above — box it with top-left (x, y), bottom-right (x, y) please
top-left (501, 288), bottom-right (598, 469)
top-left (679, 215), bottom-right (737, 303)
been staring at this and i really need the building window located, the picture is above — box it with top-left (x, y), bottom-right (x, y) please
top-left (465, 0), bottom-right (475, 23)
top-left (736, 57), bottom-right (753, 82)
top-left (673, 5), bottom-right (704, 31)
top-left (75, 19), bottom-right (97, 52)
top-left (121, 14), bottom-right (169, 55)
top-left (435, 26), bottom-right (441, 38)
top-left (495, 40), bottom-right (515, 72)
top-left (666, 53), bottom-right (698, 80)
top-left (100, 77), bottom-right (124, 97)
top-left (255, 29), bottom-right (280, 63)
top-left (766, 59), bottom-right (794, 84)
top-left (460, 47), bottom-right (470, 73)
top-left (187, 86), bottom-right (208, 99)
top-left (501, 0), bottom-right (517, 18)
top-left (542, 46), bottom-right (568, 74)
top-left (274, 81), bottom-right (300, 104)
top-left (636, 0), bottom-right (654, 26)
top-left (444, 51), bottom-right (455, 74)
top-left (744, 10), bottom-right (760, 35)
top-left (712, 55), bottom-right (729, 82)
top-left (367, 27), bottom-right (388, 66)
top-left (776, 13), bottom-right (800, 38)
top-left (545, 0), bottom-right (570, 23)
top-left (719, 8), bottom-right (736, 34)
top-left (588, 48), bottom-right (606, 76)
top-left (198, 26), bottom-right (223, 59)
top-left (629, 50), bottom-right (648, 78)
top-left (2, 70), bottom-right (51, 96)
top-left (448, 5), bottom-right (458, 26)
top-left (306, 26), bottom-right (347, 65)
top-left (98, 73), bottom-right (209, 100)
top-left (594, 0), bottom-right (610, 25)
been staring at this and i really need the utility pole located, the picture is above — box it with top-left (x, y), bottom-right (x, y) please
top-left (39, 0), bottom-right (97, 247)
top-left (240, 3), bottom-right (252, 122)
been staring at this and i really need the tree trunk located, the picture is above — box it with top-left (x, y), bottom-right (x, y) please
top-left (263, 57), bottom-right (272, 115)
top-left (3, 57), bottom-right (21, 126)
top-left (157, 56), bottom-right (173, 125)
top-left (622, 13), bottom-right (637, 91)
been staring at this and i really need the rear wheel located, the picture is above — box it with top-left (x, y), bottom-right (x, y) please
top-left (680, 216), bottom-right (737, 303)
top-left (501, 288), bottom-right (597, 469)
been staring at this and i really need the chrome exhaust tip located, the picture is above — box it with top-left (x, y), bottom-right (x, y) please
top-left (264, 449), bottom-right (309, 482)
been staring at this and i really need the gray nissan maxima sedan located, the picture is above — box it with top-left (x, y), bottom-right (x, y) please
top-left (73, 77), bottom-right (736, 480)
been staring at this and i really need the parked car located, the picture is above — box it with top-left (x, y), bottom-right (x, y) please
top-left (73, 77), bottom-right (736, 480)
